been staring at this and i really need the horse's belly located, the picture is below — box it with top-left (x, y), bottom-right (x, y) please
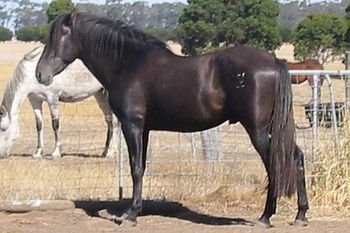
top-left (146, 88), bottom-right (228, 131)
top-left (147, 118), bottom-right (227, 132)
top-left (58, 91), bottom-right (97, 102)
top-left (146, 107), bottom-right (228, 132)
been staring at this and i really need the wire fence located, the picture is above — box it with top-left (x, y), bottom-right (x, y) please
top-left (0, 71), bottom-right (348, 204)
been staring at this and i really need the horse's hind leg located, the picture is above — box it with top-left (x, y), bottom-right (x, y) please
top-left (249, 127), bottom-right (308, 227)
top-left (244, 126), bottom-right (276, 227)
top-left (294, 144), bottom-right (309, 226)
top-left (29, 96), bottom-right (44, 158)
top-left (94, 90), bottom-right (118, 157)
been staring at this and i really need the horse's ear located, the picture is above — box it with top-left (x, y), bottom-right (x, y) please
top-left (62, 11), bottom-right (77, 33)
top-left (69, 10), bottom-right (78, 26)
top-left (64, 10), bottom-right (78, 27)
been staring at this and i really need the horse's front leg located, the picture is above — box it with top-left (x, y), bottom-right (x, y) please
top-left (120, 118), bottom-right (148, 225)
top-left (29, 97), bottom-right (44, 158)
top-left (94, 90), bottom-right (118, 157)
top-left (48, 99), bottom-right (61, 159)
top-left (102, 114), bottom-right (119, 157)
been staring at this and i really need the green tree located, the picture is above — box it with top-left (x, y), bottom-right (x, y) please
top-left (293, 13), bottom-right (347, 64)
top-left (46, 0), bottom-right (75, 23)
top-left (177, 0), bottom-right (227, 55)
top-left (344, 3), bottom-right (350, 46)
top-left (145, 28), bottom-right (178, 42)
top-left (16, 25), bottom-right (48, 43)
top-left (176, 0), bottom-right (282, 55)
top-left (278, 24), bottom-right (293, 42)
top-left (0, 26), bottom-right (13, 41)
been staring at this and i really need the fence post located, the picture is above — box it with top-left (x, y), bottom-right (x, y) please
top-left (200, 128), bottom-right (220, 161)
top-left (325, 74), bottom-right (339, 147)
top-left (190, 133), bottom-right (196, 158)
top-left (311, 74), bottom-right (319, 161)
top-left (345, 51), bottom-right (350, 108)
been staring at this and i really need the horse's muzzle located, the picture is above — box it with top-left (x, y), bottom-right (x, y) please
top-left (36, 71), bottom-right (53, 86)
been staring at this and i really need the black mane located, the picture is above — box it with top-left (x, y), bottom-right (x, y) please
top-left (54, 12), bottom-right (169, 60)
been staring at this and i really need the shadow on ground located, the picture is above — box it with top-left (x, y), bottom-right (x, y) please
top-left (74, 199), bottom-right (254, 226)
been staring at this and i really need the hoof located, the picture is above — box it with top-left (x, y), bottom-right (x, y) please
top-left (102, 150), bottom-right (115, 158)
top-left (98, 209), bottom-right (117, 221)
top-left (99, 210), bottom-right (137, 226)
top-left (51, 150), bottom-right (61, 159)
top-left (120, 218), bottom-right (137, 227)
top-left (32, 149), bottom-right (43, 159)
top-left (51, 154), bottom-right (61, 159)
top-left (118, 213), bottom-right (137, 227)
top-left (103, 154), bottom-right (115, 159)
top-left (293, 219), bottom-right (309, 227)
top-left (32, 154), bottom-right (42, 159)
top-left (256, 219), bottom-right (272, 228)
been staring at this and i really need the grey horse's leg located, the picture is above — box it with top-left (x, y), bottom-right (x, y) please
top-left (28, 95), bottom-right (45, 158)
top-left (47, 97), bottom-right (61, 158)
top-left (94, 89), bottom-right (118, 157)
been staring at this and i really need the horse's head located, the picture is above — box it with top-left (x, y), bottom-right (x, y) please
top-left (36, 11), bottom-right (80, 86)
top-left (0, 106), bottom-right (19, 157)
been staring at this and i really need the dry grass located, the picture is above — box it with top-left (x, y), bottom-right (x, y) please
top-left (310, 118), bottom-right (350, 217)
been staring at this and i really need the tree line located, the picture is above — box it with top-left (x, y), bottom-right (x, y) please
top-left (177, 0), bottom-right (350, 64)
top-left (0, 0), bottom-right (349, 64)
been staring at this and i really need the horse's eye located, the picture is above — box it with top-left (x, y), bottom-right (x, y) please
top-left (62, 26), bottom-right (70, 35)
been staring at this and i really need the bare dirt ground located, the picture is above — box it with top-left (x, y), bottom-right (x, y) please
top-left (0, 201), bottom-right (349, 233)
top-left (0, 41), bottom-right (349, 232)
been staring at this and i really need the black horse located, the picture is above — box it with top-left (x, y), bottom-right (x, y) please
top-left (36, 11), bottom-right (308, 227)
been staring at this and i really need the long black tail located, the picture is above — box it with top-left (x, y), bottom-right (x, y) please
top-left (269, 59), bottom-right (297, 198)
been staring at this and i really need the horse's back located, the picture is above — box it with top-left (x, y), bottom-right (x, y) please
top-left (287, 59), bottom-right (323, 70)
top-left (19, 47), bottom-right (102, 102)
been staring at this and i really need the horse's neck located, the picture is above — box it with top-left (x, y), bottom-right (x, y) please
top-left (3, 60), bottom-right (35, 118)
top-left (79, 52), bottom-right (117, 88)
top-left (8, 90), bottom-right (29, 120)
top-left (79, 42), bottom-right (164, 87)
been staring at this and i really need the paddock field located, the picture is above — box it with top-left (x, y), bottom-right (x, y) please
top-left (0, 41), bottom-right (349, 232)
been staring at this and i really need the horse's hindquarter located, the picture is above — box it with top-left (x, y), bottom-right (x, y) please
top-left (214, 46), bottom-right (277, 128)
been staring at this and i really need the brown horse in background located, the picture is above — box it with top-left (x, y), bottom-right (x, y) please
top-left (286, 59), bottom-right (324, 86)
